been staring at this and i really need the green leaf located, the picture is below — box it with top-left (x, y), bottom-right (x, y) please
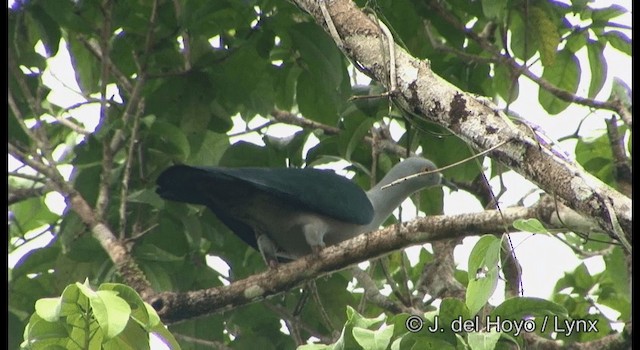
top-left (586, 41), bottom-right (607, 98)
top-left (127, 189), bottom-right (165, 209)
top-left (67, 35), bottom-right (100, 95)
top-left (296, 70), bottom-right (339, 125)
top-left (603, 30), bottom-right (631, 55)
top-left (509, 11), bottom-right (538, 61)
top-left (481, 0), bottom-right (508, 21)
top-left (512, 218), bottom-right (549, 234)
top-left (530, 6), bottom-right (560, 67)
top-left (538, 50), bottom-right (581, 114)
top-left (219, 141), bottom-right (275, 167)
top-left (608, 77), bottom-right (632, 108)
top-left (337, 110), bottom-right (375, 161)
top-left (274, 65), bottom-right (302, 111)
top-left (467, 330), bottom-right (501, 350)
top-left (298, 344), bottom-right (331, 350)
top-left (565, 31), bottom-right (587, 52)
top-left (89, 290), bottom-right (132, 339)
top-left (493, 64), bottom-right (519, 103)
top-left (346, 306), bottom-right (387, 329)
top-left (35, 297), bottom-right (62, 322)
top-left (59, 283), bottom-right (84, 317)
top-left (575, 133), bottom-right (615, 184)
top-left (9, 197), bottom-right (59, 235)
top-left (22, 313), bottom-right (69, 348)
top-left (188, 130), bottom-right (230, 166)
top-left (601, 247), bottom-right (630, 299)
top-left (591, 5), bottom-right (628, 23)
top-left (8, 110), bottom-right (31, 148)
top-left (27, 4), bottom-right (61, 57)
top-left (150, 323), bottom-right (182, 350)
top-left (39, 0), bottom-right (95, 33)
top-left (289, 23), bottom-right (344, 90)
top-left (439, 298), bottom-right (471, 334)
top-left (466, 235), bottom-right (501, 315)
top-left (146, 120), bottom-right (191, 161)
top-left (208, 45), bottom-right (275, 116)
top-left (140, 263), bottom-right (174, 291)
top-left (102, 321), bottom-right (151, 350)
top-left (491, 297), bottom-right (568, 319)
top-left (11, 246), bottom-right (60, 280)
top-left (134, 243), bottom-right (184, 262)
top-left (352, 325), bottom-right (394, 350)
top-left (99, 283), bottom-right (158, 329)
top-left (419, 124), bottom-right (481, 183)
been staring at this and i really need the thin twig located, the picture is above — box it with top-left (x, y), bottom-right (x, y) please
top-left (379, 257), bottom-right (411, 306)
top-left (350, 266), bottom-right (423, 314)
top-left (9, 143), bottom-right (65, 189)
top-left (382, 140), bottom-right (509, 189)
top-left (270, 109), bottom-right (411, 157)
top-left (370, 14), bottom-right (396, 93)
top-left (9, 171), bottom-right (47, 182)
top-left (263, 302), bottom-right (333, 344)
top-left (79, 38), bottom-right (133, 94)
top-left (228, 120), bottom-right (274, 137)
top-left (8, 186), bottom-right (49, 205)
top-left (172, 0), bottom-right (192, 70)
top-left (8, 90), bottom-right (40, 144)
top-left (319, 0), bottom-right (344, 48)
top-left (308, 280), bottom-right (336, 335)
top-left (172, 333), bottom-right (232, 350)
top-left (605, 116), bottom-right (631, 197)
top-left (95, 0), bottom-right (115, 220)
top-left (54, 115), bottom-right (91, 135)
top-left (426, 0), bottom-right (631, 119)
top-left (119, 110), bottom-right (142, 239)
top-left (109, 0), bottom-right (158, 154)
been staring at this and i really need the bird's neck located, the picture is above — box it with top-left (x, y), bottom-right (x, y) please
top-left (364, 175), bottom-right (422, 232)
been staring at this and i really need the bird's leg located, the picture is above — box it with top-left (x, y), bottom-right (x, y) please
top-left (256, 233), bottom-right (280, 268)
top-left (302, 222), bottom-right (326, 255)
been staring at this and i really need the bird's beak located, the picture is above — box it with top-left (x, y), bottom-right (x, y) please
top-left (440, 177), bottom-right (458, 192)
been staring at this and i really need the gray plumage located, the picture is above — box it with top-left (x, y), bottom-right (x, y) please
top-left (156, 157), bottom-right (447, 264)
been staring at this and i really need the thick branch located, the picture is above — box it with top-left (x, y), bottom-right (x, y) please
top-left (9, 143), bottom-right (155, 299)
top-left (290, 0), bottom-right (631, 251)
top-left (150, 198), bottom-right (590, 323)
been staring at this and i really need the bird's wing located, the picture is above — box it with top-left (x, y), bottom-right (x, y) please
top-left (218, 167), bottom-right (373, 225)
top-left (156, 165), bottom-right (374, 225)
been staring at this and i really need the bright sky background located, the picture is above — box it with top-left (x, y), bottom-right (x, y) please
top-left (9, 0), bottom-right (631, 346)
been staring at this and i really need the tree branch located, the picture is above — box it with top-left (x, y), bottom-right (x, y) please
top-left (150, 196), bottom-right (591, 323)
top-left (95, 0), bottom-right (115, 221)
top-left (351, 266), bottom-right (419, 315)
top-left (289, 0), bottom-right (631, 252)
top-left (605, 116), bottom-right (632, 197)
top-left (425, 0), bottom-right (631, 121)
top-left (8, 142), bottom-right (155, 299)
top-left (9, 185), bottom-right (51, 205)
top-left (270, 109), bottom-right (411, 158)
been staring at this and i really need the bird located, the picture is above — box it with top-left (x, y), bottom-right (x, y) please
top-left (156, 157), bottom-right (451, 266)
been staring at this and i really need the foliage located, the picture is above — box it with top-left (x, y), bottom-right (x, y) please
top-left (8, 0), bottom-right (631, 349)
top-left (21, 280), bottom-right (179, 349)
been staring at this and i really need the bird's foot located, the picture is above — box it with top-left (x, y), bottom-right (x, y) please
top-left (311, 243), bottom-right (325, 255)
top-left (266, 258), bottom-right (280, 269)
